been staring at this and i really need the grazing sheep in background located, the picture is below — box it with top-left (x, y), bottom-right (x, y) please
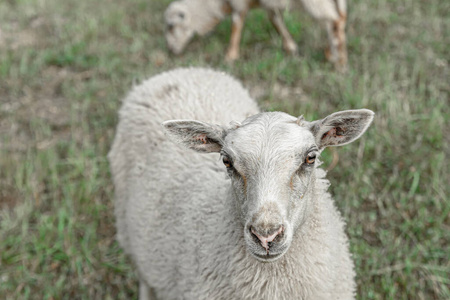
top-left (108, 67), bottom-right (374, 299)
top-left (164, 0), bottom-right (348, 70)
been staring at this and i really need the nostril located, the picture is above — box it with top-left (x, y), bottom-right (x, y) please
top-left (249, 226), bottom-right (258, 240)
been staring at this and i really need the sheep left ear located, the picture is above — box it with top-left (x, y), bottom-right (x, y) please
top-left (309, 109), bottom-right (375, 148)
top-left (162, 120), bottom-right (226, 153)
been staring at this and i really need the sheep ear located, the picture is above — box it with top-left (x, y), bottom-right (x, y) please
top-left (309, 109), bottom-right (374, 148)
top-left (162, 120), bottom-right (226, 153)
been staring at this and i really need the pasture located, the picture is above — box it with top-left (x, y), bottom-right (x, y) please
top-left (0, 0), bottom-right (448, 298)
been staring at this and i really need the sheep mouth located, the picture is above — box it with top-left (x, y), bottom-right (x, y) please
top-left (167, 45), bottom-right (184, 55)
top-left (251, 251), bottom-right (285, 262)
top-left (248, 243), bottom-right (289, 262)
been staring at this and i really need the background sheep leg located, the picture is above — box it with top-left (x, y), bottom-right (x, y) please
top-left (325, 15), bottom-right (347, 71)
top-left (225, 10), bottom-right (248, 62)
top-left (335, 14), bottom-right (348, 70)
top-left (267, 9), bottom-right (298, 55)
top-left (139, 279), bottom-right (156, 300)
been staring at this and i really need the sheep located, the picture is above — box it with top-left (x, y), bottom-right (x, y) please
top-left (164, 0), bottom-right (348, 70)
top-left (108, 67), bottom-right (374, 299)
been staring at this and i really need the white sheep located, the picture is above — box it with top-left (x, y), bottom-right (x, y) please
top-left (108, 67), bottom-right (374, 299)
top-left (164, 0), bottom-right (348, 70)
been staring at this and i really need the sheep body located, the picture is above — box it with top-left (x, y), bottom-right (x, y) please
top-left (109, 68), bottom-right (360, 299)
top-left (164, 0), bottom-right (347, 69)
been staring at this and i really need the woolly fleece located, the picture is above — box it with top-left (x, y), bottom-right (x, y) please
top-left (108, 68), bottom-right (355, 300)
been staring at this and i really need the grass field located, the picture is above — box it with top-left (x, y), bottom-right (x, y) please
top-left (0, 0), bottom-right (448, 299)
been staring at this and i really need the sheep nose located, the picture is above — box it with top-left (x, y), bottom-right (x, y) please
top-left (250, 225), bottom-right (284, 252)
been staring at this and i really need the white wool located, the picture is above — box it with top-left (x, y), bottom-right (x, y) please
top-left (108, 68), bottom-right (357, 299)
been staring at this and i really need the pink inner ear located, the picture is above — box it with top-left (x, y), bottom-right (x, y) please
top-left (322, 126), bottom-right (346, 143)
top-left (195, 134), bottom-right (208, 144)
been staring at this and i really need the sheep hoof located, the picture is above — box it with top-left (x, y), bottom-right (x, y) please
top-left (225, 50), bottom-right (239, 62)
top-left (335, 62), bottom-right (348, 73)
top-left (284, 42), bottom-right (298, 56)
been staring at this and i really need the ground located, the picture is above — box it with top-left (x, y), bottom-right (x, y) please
top-left (0, 0), bottom-right (448, 299)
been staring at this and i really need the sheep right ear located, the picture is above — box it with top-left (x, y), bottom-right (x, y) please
top-left (162, 120), bottom-right (226, 153)
top-left (309, 109), bottom-right (375, 149)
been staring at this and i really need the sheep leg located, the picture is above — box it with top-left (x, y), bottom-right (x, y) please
top-left (225, 10), bottom-right (248, 62)
top-left (325, 14), bottom-right (347, 71)
top-left (139, 279), bottom-right (156, 300)
top-left (336, 14), bottom-right (348, 70)
top-left (268, 9), bottom-right (298, 55)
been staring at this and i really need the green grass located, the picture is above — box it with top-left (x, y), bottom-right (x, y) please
top-left (0, 0), bottom-right (448, 299)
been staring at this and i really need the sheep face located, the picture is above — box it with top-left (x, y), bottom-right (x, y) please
top-left (163, 109), bottom-right (374, 262)
top-left (221, 113), bottom-right (319, 262)
top-left (164, 1), bottom-right (194, 55)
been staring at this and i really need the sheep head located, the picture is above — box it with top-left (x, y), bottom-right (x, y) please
top-left (162, 109), bottom-right (374, 262)
top-left (164, 1), bottom-right (194, 55)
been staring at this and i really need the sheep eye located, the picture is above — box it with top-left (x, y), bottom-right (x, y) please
top-left (305, 153), bottom-right (316, 165)
top-left (222, 157), bottom-right (232, 168)
top-left (179, 12), bottom-right (185, 19)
